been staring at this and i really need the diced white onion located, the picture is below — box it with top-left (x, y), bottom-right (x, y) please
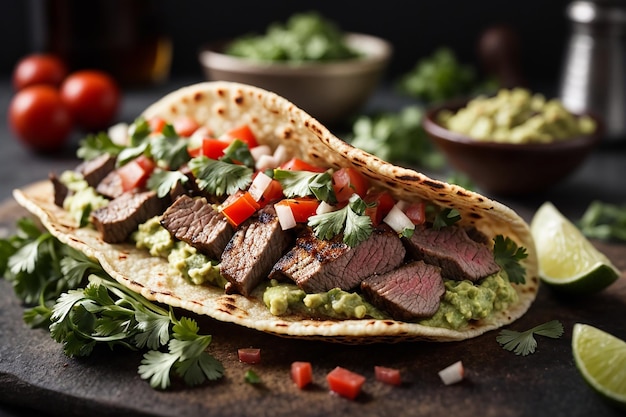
top-left (315, 201), bottom-right (335, 215)
top-left (248, 171), bottom-right (273, 201)
top-left (438, 361), bottom-right (464, 385)
top-left (275, 203), bottom-right (297, 230)
top-left (383, 203), bottom-right (415, 234)
top-left (272, 145), bottom-right (289, 166)
top-left (255, 154), bottom-right (277, 171)
top-left (108, 123), bottom-right (129, 146)
top-left (250, 144), bottom-right (272, 162)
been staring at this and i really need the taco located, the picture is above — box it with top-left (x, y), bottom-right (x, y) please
top-left (13, 81), bottom-right (539, 344)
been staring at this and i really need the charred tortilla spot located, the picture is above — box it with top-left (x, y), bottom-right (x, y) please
top-left (422, 179), bottom-right (445, 189)
top-left (234, 94), bottom-right (244, 106)
top-left (216, 88), bottom-right (225, 97)
top-left (468, 212), bottom-right (482, 219)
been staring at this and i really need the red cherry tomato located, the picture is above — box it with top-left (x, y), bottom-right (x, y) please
top-left (8, 85), bottom-right (72, 152)
top-left (12, 54), bottom-right (68, 91)
top-left (60, 70), bottom-right (120, 131)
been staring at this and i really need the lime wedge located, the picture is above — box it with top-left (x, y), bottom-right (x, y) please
top-left (530, 201), bottom-right (620, 295)
top-left (572, 323), bottom-right (626, 409)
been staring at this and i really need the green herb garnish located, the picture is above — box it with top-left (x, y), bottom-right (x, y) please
top-left (77, 131), bottom-right (125, 161)
top-left (493, 235), bottom-right (528, 284)
top-left (273, 169), bottom-right (336, 204)
top-left (244, 369), bottom-right (262, 384)
top-left (432, 207), bottom-right (461, 230)
top-left (148, 169), bottom-right (189, 198)
top-left (189, 156), bottom-right (253, 197)
top-left (496, 320), bottom-right (564, 356)
top-left (308, 194), bottom-right (373, 247)
top-left (577, 200), bottom-right (626, 242)
top-left (221, 139), bottom-right (255, 169)
top-left (0, 219), bottom-right (224, 389)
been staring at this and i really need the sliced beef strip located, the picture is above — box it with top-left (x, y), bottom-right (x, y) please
top-left (270, 225), bottom-right (406, 293)
top-left (361, 261), bottom-right (445, 321)
top-left (96, 169), bottom-right (124, 199)
top-left (75, 154), bottom-right (117, 188)
top-left (160, 195), bottom-right (234, 260)
top-left (220, 206), bottom-right (294, 296)
top-left (403, 224), bottom-right (500, 282)
top-left (91, 190), bottom-right (168, 243)
top-left (49, 172), bottom-right (70, 207)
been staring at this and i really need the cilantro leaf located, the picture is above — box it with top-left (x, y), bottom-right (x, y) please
top-left (308, 194), bottom-right (373, 247)
top-left (147, 169), bottom-right (189, 199)
top-left (493, 235), bottom-right (528, 284)
top-left (432, 207), bottom-right (461, 230)
top-left (496, 320), bottom-right (564, 356)
top-left (150, 136), bottom-right (191, 170)
top-left (221, 139), bottom-right (255, 169)
top-left (244, 369), bottom-right (262, 384)
top-left (77, 132), bottom-right (125, 161)
top-left (273, 169), bottom-right (335, 203)
top-left (189, 156), bottom-right (252, 196)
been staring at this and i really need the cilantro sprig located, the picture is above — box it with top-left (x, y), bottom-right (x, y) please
top-left (308, 194), bottom-right (373, 247)
top-left (189, 156), bottom-right (253, 197)
top-left (497, 320), bottom-right (564, 356)
top-left (493, 235), bottom-right (528, 284)
top-left (0, 218), bottom-right (224, 389)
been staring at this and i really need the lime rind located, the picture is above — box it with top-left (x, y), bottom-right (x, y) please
top-left (572, 323), bottom-right (626, 409)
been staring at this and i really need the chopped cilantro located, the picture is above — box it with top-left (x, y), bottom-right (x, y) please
top-left (432, 207), bottom-right (461, 230)
top-left (77, 132), bottom-right (125, 161)
top-left (273, 169), bottom-right (336, 204)
top-left (148, 169), bottom-right (189, 198)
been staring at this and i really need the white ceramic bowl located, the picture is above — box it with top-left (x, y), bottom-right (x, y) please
top-left (199, 33), bottom-right (392, 126)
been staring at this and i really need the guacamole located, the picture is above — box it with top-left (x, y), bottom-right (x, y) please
top-left (263, 280), bottom-right (387, 320)
top-left (60, 170), bottom-right (109, 226)
top-left (132, 216), bottom-right (227, 288)
top-left (263, 273), bottom-right (517, 330)
top-left (438, 88), bottom-right (597, 144)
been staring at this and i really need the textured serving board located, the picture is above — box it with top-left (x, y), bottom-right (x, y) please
top-left (0, 197), bottom-right (625, 417)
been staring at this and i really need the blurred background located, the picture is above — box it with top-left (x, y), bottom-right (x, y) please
top-left (0, 0), bottom-right (571, 89)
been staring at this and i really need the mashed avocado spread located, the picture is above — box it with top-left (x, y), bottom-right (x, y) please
top-left (132, 216), bottom-right (226, 288)
top-left (60, 171), bottom-right (109, 226)
top-left (132, 217), bottom-right (518, 330)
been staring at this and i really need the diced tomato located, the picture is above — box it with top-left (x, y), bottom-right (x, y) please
top-left (291, 361), bottom-right (313, 389)
top-left (326, 367), bottom-right (366, 400)
top-left (374, 366), bottom-right (402, 386)
top-left (173, 116), bottom-right (200, 137)
top-left (279, 157), bottom-right (326, 173)
top-left (188, 137), bottom-right (231, 159)
top-left (117, 155), bottom-right (155, 192)
top-left (404, 201), bottom-right (426, 225)
top-left (221, 191), bottom-right (260, 227)
top-left (275, 198), bottom-right (320, 223)
top-left (238, 348), bottom-right (261, 364)
top-left (364, 191), bottom-right (396, 225)
top-left (257, 179), bottom-right (284, 207)
top-left (148, 117), bottom-right (166, 134)
top-left (332, 167), bottom-right (370, 203)
top-left (220, 124), bottom-right (258, 148)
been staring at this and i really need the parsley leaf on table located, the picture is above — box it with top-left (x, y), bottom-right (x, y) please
top-left (496, 320), bottom-right (564, 356)
top-left (493, 235), bottom-right (528, 284)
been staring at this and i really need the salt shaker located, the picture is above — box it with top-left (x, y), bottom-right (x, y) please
top-left (559, 0), bottom-right (626, 143)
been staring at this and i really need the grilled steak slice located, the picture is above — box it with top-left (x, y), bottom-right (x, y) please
top-left (49, 172), bottom-right (70, 207)
top-left (361, 261), bottom-right (444, 321)
top-left (220, 206), bottom-right (294, 296)
top-left (76, 154), bottom-right (117, 188)
top-left (160, 195), bottom-right (234, 260)
top-left (91, 190), bottom-right (168, 243)
top-left (404, 225), bottom-right (500, 282)
top-left (270, 225), bottom-right (406, 293)
top-left (96, 169), bottom-right (124, 199)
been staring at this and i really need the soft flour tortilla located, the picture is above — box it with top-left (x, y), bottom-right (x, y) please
top-left (13, 81), bottom-right (539, 343)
